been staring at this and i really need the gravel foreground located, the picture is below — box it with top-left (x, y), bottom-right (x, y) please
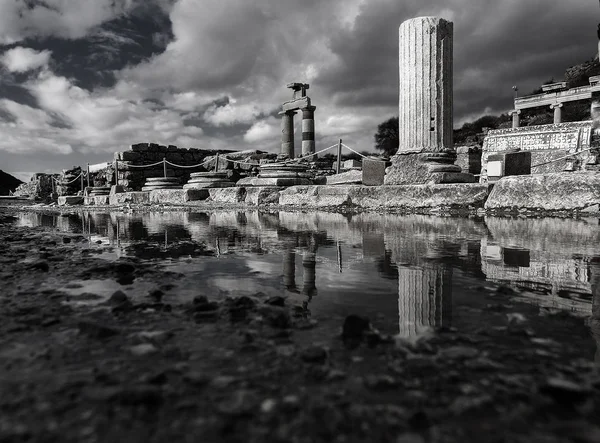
top-left (1, 208), bottom-right (600, 443)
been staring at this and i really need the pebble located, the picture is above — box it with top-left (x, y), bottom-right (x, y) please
top-left (77, 320), bottom-right (119, 339)
top-left (300, 345), bottom-right (328, 364)
top-left (108, 290), bottom-right (129, 305)
top-left (342, 315), bottom-right (371, 340)
top-left (129, 343), bottom-right (158, 356)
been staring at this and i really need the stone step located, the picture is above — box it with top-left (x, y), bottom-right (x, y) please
top-left (145, 177), bottom-right (180, 183)
top-left (190, 171), bottom-right (229, 179)
top-left (183, 182), bottom-right (236, 189)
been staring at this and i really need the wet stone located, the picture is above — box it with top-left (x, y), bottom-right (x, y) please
top-left (77, 320), bottom-right (119, 339)
top-left (300, 345), bottom-right (328, 364)
top-left (540, 377), bottom-right (591, 403)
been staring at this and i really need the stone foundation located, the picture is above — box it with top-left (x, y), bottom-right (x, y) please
top-left (485, 172), bottom-right (600, 212)
top-left (384, 153), bottom-right (476, 185)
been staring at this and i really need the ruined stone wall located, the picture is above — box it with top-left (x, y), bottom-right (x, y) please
top-left (480, 121), bottom-right (593, 183)
top-left (114, 143), bottom-right (235, 191)
top-left (113, 143), bottom-right (279, 191)
top-left (13, 173), bottom-right (58, 200)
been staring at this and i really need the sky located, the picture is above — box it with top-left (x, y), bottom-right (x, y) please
top-left (0, 0), bottom-right (599, 181)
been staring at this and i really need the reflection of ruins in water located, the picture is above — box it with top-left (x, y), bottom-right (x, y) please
top-left (481, 217), bottom-right (600, 314)
top-left (590, 261), bottom-right (600, 365)
top-left (397, 264), bottom-right (452, 337)
top-left (15, 209), bottom-right (600, 341)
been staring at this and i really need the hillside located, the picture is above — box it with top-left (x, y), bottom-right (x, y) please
top-left (0, 170), bottom-right (24, 195)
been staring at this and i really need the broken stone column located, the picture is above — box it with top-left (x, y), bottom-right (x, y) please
top-left (280, 111), bottom-right (296, 158)
top-left (510, 110), bottom-right (521, 129)
top-left (301, 106), bottom-right (316, 157)
top-left (385, 16), bottom-right (476, 185)
top-left (550, 103), bottom-right (563, 124)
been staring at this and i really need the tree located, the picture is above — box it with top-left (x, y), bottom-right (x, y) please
top-left (374, 116), bottom-right (399, 157)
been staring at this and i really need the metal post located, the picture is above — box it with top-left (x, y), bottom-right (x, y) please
top-left (114, 160), bottom-right (119, 186)
top-left (86, 163), bottom-right (90, 188)
top-left (163, 157), bottom-right (167, 178)
top-left (214, 153), bottom-right (220, 172)
top-left (336, 139), bottom-right (342, 174)
top-left (80, 171), bottom-right (84, 193)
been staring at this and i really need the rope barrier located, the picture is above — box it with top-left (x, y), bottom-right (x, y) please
top-left (52, 171), bottom-right (83, 184)
top-left (341, 143), bottom-right (387, 162)
top-left (118, 160), bottom-right (165, 169)
top-left (164, 158), bottom-right (212, 169)
top-left (530, 147), bottom-right (593, 168)
top-left (281, 144), bottom-right (339, 164)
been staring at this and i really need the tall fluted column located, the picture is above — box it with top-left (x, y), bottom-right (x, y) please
top-left (280, 110), bottom-right (296, 158)
top-left (301, 106), bottom-right (316, 157)
top-left (385, 16), bottom-right (472, 184)
top-left (397, 265), bottom-right (452, 337)
top-left (398, 16), bottom-right (453, 154)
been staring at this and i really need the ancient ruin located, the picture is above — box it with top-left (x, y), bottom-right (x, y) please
top-left (279, 83), bottom-right (316, 159)
top-left (385, 17), bottom-right (475, 185)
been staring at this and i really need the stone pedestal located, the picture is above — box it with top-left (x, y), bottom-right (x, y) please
top-left (142, 177), bottom-right (182, 191)
top-left (183, 172), bottom-right (235, 189)
top-left (385, 16), bottom-right (475, 185)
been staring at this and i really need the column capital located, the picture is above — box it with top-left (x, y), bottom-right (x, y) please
top-left (301, 105), bottom-right (316, 112)
top-left (509, 109), bottom-right (521, 116)
top-left (278, 110), bottom-right (297, 116)
top-left (550, 103), bottom-right (564, 109)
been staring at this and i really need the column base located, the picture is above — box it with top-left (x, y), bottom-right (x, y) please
top-left (384, 152), bottom-right (477, 185)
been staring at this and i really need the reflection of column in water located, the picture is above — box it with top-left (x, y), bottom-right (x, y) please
top-left (590, 260), bottom-right (600, 365)
top-left (397, 265), bottom-right (452, 337)
top-left (302, 251), bottom-right (317, 298)
top-left (283, 250), bottom-right (297, 291)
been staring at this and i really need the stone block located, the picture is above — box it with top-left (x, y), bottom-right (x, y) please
top-left (485, 172), bottom-right (600, 212)
top-left (131, 143), bottom-right (149, 152)
top-left (109, 185), bottom-right (124, 195)
top-left (236, 177), bottom-right (312, 187)
top-left (343, 159), bottom-right (361, 169)
top-left (149, 189), bottom-right (209, 204)
top-left (208, 187), bottom-right (247, 203)
top-left (58, 196), bottom-right (84, 206)
top-left (326, 170), bottom-right (362, 185)
top-left (278, 184), bottom-right (489, 211)
top-left (121, 151), bottom-right (141, 161)
top-left (385, 153), bottom-right (474, 185)
top-left (109, 191), bottom-right (150, 205)
top-left (362, 159), bottom-right (387, 186)
top-left (244, 187), bottom-right (282, 205)
top-left (93, 195), bottom-right (110, 205)
top-left (487, 151), bottom-right (531, 182)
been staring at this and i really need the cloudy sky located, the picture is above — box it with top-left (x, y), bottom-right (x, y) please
top-left (1, 0), bottom-right (599, 180)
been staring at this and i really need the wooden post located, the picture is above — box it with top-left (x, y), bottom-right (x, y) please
top-left (163, 157), bottom-right (167, 178)
top-left (86, 163), bottom-right (90, 188)
top-left (214, 153), bottom-right (220, 172)
top-left (114, 161), bottom-right (119, 186)
top-left (336, 139), bottom-right (342, 174)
